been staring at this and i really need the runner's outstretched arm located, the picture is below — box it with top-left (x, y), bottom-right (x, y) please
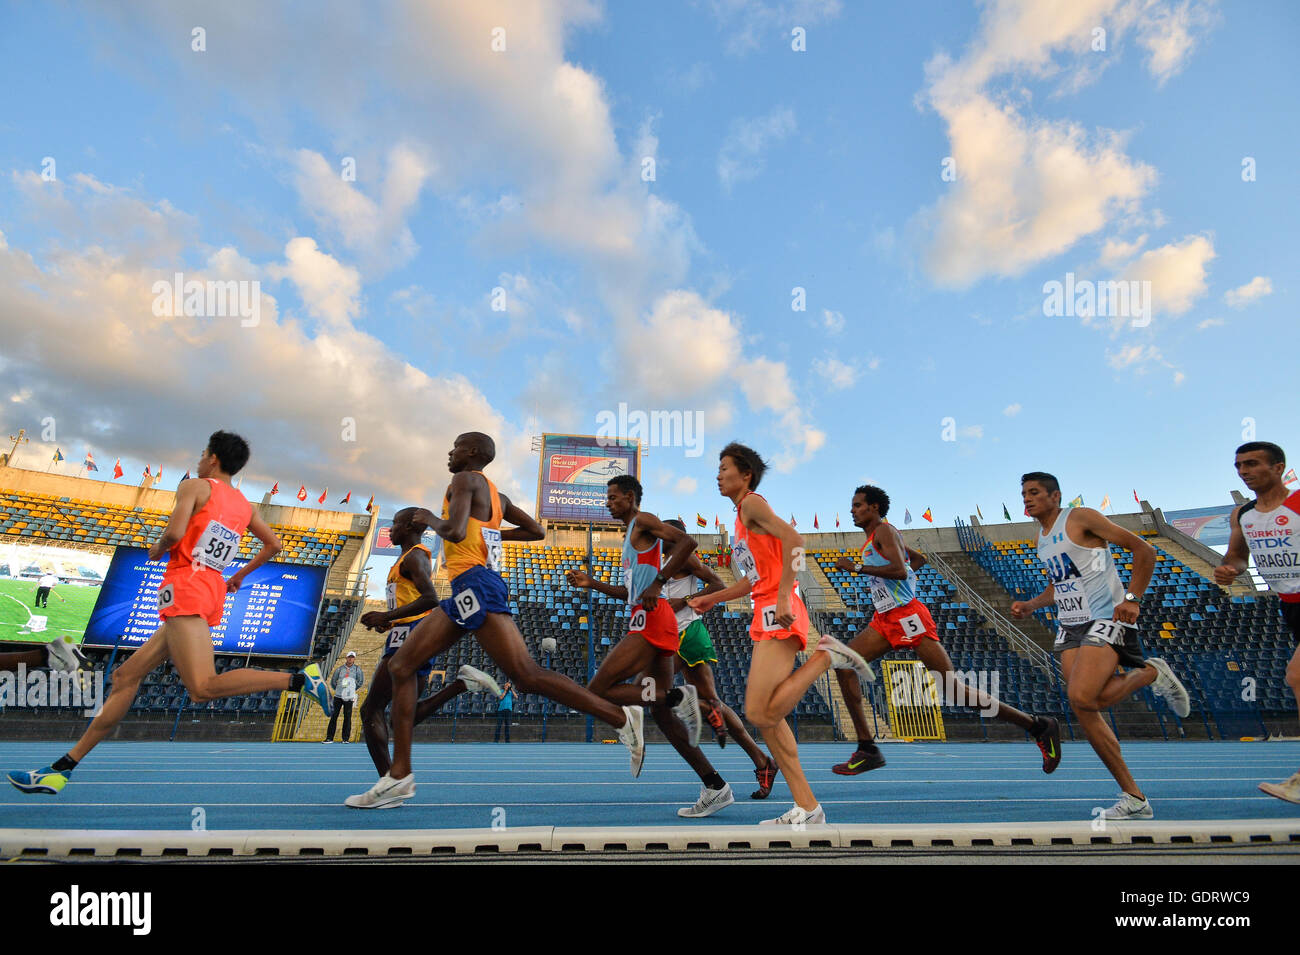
top-left (226, 512), bottom-right (282, 592)
top-left (499, 493), bottom-right (545, 542)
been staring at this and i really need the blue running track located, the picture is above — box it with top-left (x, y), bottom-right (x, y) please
top-left (1, 740), bottom-right (1297, 831)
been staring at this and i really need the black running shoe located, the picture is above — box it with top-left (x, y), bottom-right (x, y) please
top-left (832, 747), bottom-right (886, 775)
top-left (751, 759), bottom-right (779, 799)
top-left (1032, 717), bottom-right (1062, 774)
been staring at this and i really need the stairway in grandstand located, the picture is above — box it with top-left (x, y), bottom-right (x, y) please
top-left (934, 548), bottom-right (1059, 654)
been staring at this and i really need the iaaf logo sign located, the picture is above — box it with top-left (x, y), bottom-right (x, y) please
top-left (0, 664), bottom-right (104, 716)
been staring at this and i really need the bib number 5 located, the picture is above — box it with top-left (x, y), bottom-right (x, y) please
top-left (899, 613), bottom-right (925, 638)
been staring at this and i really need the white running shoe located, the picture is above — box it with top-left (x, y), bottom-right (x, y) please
top-left (1259, 772), bottom-right (1300, 805)
top-left (760, 803), bottom-right (826, 826)
top-left (672, 684), bottom-right (702, 748)
top-left (457, 664), bottom-right (502, 697)
top-left (1146, 657), bottom-right (1191, 718)
top-left (344, 773), bottom-right (415, 809)
top-left (816, 635), bottom-right (874, 683)
top-left (618, 705), bottom-right (645, 778)
top-left (45, 636), bottom-right (89, 673)
top-left (678, 782), bottom-right (734, 818)
top-left (1102, 792), bottom-right (1154, 820)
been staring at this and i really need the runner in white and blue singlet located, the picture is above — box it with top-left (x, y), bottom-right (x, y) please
top-left (1012, 471), bottom-right (1190, 821)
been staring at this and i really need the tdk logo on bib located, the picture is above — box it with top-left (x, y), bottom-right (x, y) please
top-left (1055, 579), bottom-right (1083, 595)
top-left (211, 525), bottom-right (239, 544)
top-left (1256, 537), bottom-right (1294, 549)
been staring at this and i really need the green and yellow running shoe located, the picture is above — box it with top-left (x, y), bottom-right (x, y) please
top-left (7, 766), bottom-right (70, 795)
top-left (301, 663), bottom-right (332, 713)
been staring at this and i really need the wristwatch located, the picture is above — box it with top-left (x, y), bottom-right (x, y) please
top-left (854, 563), bottom-right (866, 573)
top-left (653, 572), bottom-right (669, 586)
top-left (1123, 591), bottom-right (1141, 604)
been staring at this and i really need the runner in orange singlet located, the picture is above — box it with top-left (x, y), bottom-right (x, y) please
top-left (688, 442), bottom-right (872, 826)
top-left (9, 432), bottom-right (331, 796)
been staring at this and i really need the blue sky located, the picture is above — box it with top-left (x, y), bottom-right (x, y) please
top-left (1, 0), bottom-right (1296, 547)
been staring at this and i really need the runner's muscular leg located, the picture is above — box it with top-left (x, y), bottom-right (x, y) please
top-left (1067, 644), bottom-right (1143, 797)
top-left (69, 624), bottom-right (172, 761)
top-left (914, 638), bottom-right (1035, 729)
top-left (473, 613), bottom-right (626, 727)
top-left (388, 609), bottom-right (462, 779)
top-left (588, 634), bottom-right (661, 706)
top-left (167, 615), bottom-right (293, 701)
top-left (840, 625), bottom-right (892, 741)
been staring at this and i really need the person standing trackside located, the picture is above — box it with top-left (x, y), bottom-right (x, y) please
top-left (35, 572), bottom-right (58, 608)
top-left (494, 680), bottom-right (515, 742)
top-left (325, 651), bottom-right (366, 743)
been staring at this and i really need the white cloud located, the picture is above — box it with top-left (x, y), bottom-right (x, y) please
top-left (291, 145), bottom-right (430, 275)
top-left (1197, 317), bottom-right (1224, 330)
top-left (1137, 0), bottom-right (1217, 85)
top-left (1107, 343), bottom-right (1163, 370)
top-left (1224, 276), bottom-right (1273, 308)
top-left (917, 0), bottom-right (1215, 287)
top-left (1119, 234), bottom-right (1215, 317)
top-left (821, 308), bottom-right (845, 334)
top-left (0, 177), bottom-right (530, 506)
top-left (733, 355), bottom-right (825, 471)
top-left (718, 106), bottom-right (797, 193)
top-left (1173, 370), bottom-right (1186, 386)
top-left (812, 356), bottom-right (858, 390)
top-left (706, 0), bottom-right (843, 55)
top-left (1097, 234), bottom-right (1148, 268)
top-left (674, 476), bottom-right (698, 494)
top-left (616, 290), bottom-right (743, 405)
top-left (267, 237), bottom-right (363, 328)
top-left (1003, 403), bottom-right (1022, 416)
top-left (959, 424), bottom-right (984, 439)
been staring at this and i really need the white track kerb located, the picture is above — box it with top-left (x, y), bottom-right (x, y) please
top-left (2, 820), bottom-right (1297, 859)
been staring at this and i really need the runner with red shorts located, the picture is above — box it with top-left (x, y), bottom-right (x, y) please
top-left (829, 484), bottom-right (1061, 778)
top-left (567, 474), bottom-right (733, 813)
top-left (9, 431), bottom-right (331, 796)
top-left (688, 443), bottom-right (871, 826)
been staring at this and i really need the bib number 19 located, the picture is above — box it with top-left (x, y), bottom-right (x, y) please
top-left (455, 588), bottom-right (481, 623)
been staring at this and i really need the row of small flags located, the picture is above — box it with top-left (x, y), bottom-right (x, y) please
top-left (688, 509), bottom-right (939, 530)
top-left (53, 449), bottom-right (375, 511)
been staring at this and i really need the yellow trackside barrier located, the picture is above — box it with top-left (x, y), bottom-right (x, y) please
top-left (881, 660), bottom-right (946, 741)
top-left (271, 688), bottom-right (366, 742)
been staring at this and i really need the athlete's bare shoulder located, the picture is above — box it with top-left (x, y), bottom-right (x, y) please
top-left (177, 476), bottom-right (212, 507)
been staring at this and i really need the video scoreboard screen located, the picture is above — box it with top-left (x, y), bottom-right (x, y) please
top-left (83, 547), bottom-right (328, 657)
